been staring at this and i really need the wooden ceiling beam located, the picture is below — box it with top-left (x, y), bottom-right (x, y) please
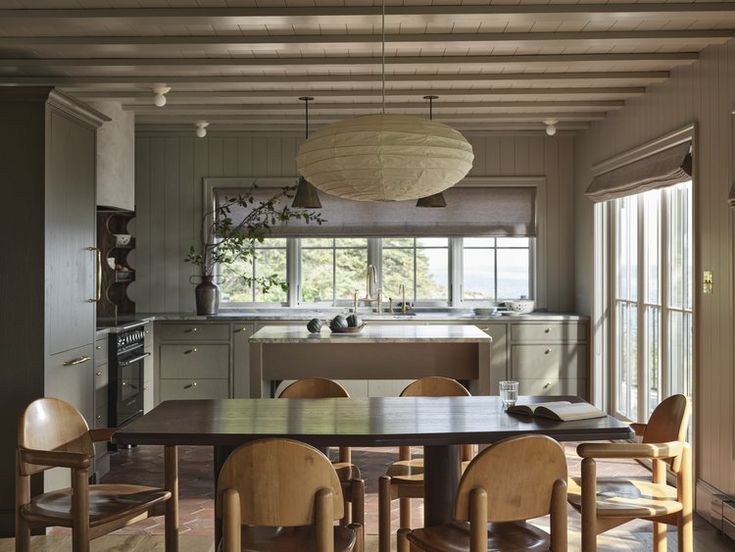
top-left (135, 112), bottom-right (606, 122)
top-left (70, 87), bottom-right (645, 101)
top-left (3, 4), bottom-right (735, 24)
top-left (0, 72), bottom-right (670, 86)
top-left (0, 30), bottom-right (728, 47)
top-left (0, 52), bottom-right (698, 68)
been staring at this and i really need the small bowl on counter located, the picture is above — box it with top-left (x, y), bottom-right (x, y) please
top-left (504, 299), bottom-right (535, 316)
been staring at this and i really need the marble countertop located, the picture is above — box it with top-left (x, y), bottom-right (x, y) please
top-left (249, 324), bottom-right (493, 343)
top-left (103, 311), bottom-right (586, 327)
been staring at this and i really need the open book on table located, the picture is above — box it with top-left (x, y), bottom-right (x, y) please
top-left (506, 401), bottom-right (606, 422)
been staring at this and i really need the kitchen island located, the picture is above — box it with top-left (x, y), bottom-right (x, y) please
top-left (249, 324), bottom-right (494, 398)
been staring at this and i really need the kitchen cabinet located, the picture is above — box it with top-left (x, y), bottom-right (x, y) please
top-left (143, 322), bottom-right (155, 412)
top-left (0, 88), bottom-right (107, 530)
top-left (157, 322), bottom-right (231, 401)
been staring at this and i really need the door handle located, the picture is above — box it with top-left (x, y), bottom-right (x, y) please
top-left (86, 246), bottom-right (101, 303)
top-left (119, 352), bottom-right (151, 367)
top-left (64, 356), bottom-right (91, 366)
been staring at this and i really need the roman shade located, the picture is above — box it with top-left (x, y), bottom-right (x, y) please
top-left (586, 142), bottom-right (692, 203)
top-left (214, 185), bottom-right (536, 238)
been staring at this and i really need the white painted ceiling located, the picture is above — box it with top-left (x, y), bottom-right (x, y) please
top-left (1, 1), bottom-right (733, 132)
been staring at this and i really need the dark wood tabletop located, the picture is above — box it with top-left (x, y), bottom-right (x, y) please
top-left (114, 395), bottom-right (633, 447)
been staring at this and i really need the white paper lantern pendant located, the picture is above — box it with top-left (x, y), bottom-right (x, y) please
top-left (295, 0), bottom-right (474, 202)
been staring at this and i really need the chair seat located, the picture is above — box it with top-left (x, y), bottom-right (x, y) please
top-left (567, 477), bottom-right (683, 518)
top-left (20, 484), bottom-right (171, 527)
top-left (219, 524), bottom-right (357, 552)
top-left (407, 521), bottom-right (551, 552)
top-left (333, 462), bottom-right (362, 482)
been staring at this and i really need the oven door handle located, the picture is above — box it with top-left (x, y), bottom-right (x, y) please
top-left (119, 352), bottom-right (151, 367)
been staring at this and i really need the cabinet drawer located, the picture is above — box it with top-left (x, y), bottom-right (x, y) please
top-left (143, 323), bottom-right (153, 352)
top-left (159, 379), bottom-right (229, 401)
top-left (93, 404), bottom-right (108, 459)
top-left (160, 344), bottom-right (230, 379)
top-left (157, 322), bottom-right (229, 342)
top-left (517, 378), bottom-right (585, 397)
top-left (46, 344), bottom-right (94, 425)
top-left (94, 363), bottom-right (108, 411)
top-left (511, 323), bottom-right (586, 343)
top-left (94, 338), bottom-right (108, 366)
top-left (511, 344), bottom-right (586, 380)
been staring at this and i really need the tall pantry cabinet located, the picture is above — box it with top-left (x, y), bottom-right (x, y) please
top-left (0, 88), bottom-right (108, 536)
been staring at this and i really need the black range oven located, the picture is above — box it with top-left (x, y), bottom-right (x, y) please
top-left (109, 323), bottom-right (149, 427)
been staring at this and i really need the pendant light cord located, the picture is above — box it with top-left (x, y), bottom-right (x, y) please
top-left (381, 0), bottom-right (386, 115)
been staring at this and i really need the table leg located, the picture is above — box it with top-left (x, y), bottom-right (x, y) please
top-left (424, 445), bottom-right (461, 527)
top-left (164, 445), bottom-right (179, 552)
top-left (213, 444), bottom-right (237, 547)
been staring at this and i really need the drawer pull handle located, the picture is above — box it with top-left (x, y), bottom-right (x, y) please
top-left (144, 330), bottom-right (150, 335)
top-left (185, 327), bottom-right (198, 333)
top-left (184, 382), bottom-right (198, 389)
top-left (544, 327), bottom-right (551, 333)
top-left (480, 327), bottom-right (491, 332)
top-left (184, 348), bottom-right (198, 355)
top-left (96, 370), bottom-right (103, 377)
top-left (95, 345), bottom-right (102, 350)
top-left (234, 327), bottom-right (249, 333)
top-left (545, 348), bottom-right (551, 354)
top-left (96, 415), bottom-right (102, 421)
top-left (63, 356), bottom-right (91, 366)
top-left (543, 382), bottom-right (551, 389)
top-left (144, 385), bottom-right (149, 391)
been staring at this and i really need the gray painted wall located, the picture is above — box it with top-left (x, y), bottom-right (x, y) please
top-left (133, 131), bottom-right (576, 313)
top-left (91, 101), bottom-right (135, 211)
top-left (574, 40), bottom-right (735, 495)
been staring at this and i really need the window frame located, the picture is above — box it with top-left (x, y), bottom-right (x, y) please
top-left (202, 176), bottom-right (544, 310)
top-left (608, 181), bottom-right (693, 422)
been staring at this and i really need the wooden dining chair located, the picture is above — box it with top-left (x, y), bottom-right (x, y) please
top-left (217, 438), bottom-right (363, 552)
top-left (378, 376), bottom-right (474, 552)
top-left (15, 398), bottom-right (176, 552)
top-left (402, 434), bottom-right (568, 552)
top-left (567, 393), bottom-right (692, 552)
top-left (278, 377), bottom-right (365, 536)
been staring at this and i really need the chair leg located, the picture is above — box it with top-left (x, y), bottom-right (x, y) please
top-left (164, 445), bottom-right (179, 552)
top-left (580, 458), bottom-right (597, 552)
top-left (397, 528), bottom-right (413, 552)
top-left (653, 521), bottom-right (667, 552)
top-left (678, 446), bottom-right (693, 552)
top-left (71, 468), bottom-right (90, 552)
top-left (378, 476), bottom-right (392, 552)
top-left (15, 471), bottom-right (30, 552)
top-left (398, 497), bottom-right (411, 552)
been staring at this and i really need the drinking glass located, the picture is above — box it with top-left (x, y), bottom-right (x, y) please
top-left (499, 380), bottom-right (519, 408)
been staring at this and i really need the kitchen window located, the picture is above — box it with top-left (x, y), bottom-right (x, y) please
top-left (381, 238), bottom-right (450, 304)
top-left (218, 236), bottom-right (534, 307)
top-left (300, 238), bottom-right (368, 305)
top-left (218, 238), bottom-right (288, 304)
top-left (611, 181), bottom-right (693, 420)
top-left (462, 237), bottom-right (532, 302)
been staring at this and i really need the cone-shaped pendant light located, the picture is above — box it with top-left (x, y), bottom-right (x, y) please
top-left (295, 1), bottom-right (473, 202)
top-left (417, 96), bottom-right (448, 208)
top-left (292, 96), bottom-right (322, 209)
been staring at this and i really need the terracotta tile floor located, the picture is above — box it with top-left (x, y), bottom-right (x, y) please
top-left (43, 442), bottom-right (731, 551)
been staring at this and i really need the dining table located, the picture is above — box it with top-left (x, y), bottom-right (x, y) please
top-left (114, 395), bottom-right (633, 546)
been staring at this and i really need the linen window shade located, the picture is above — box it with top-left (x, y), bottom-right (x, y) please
top-left (586, 142), bottom-right (692, 203)
top-left (214, 185), bottom-right (536, 238)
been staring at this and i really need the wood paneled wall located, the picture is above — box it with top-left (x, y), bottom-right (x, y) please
top-left (574, 40), bottom-right (735, 496)
top-left (133, 131), bottom-right (575, 313)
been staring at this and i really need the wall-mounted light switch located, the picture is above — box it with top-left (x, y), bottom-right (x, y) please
top-left (703, 270), bottom-right (714, 294)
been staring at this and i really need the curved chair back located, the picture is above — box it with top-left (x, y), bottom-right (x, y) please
top-left (400, 376), bottom-right (470, 398)
top-left (644, 394), bottom-right (690, 444)
top-left (17, 398), bottom-right (93, 476)
top-left (453, 435), bottom-right (567, 523)
top-left (216, 438), bottom-right (345, 526)
top-left (279, 378), bottom-right (350, 399)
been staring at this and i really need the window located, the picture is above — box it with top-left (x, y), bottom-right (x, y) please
top-left (218, 238), bottom-right (288, 304)
top-left (611, 181), bottom-right (693, 420)
top-left (381, 238), bottom-right (449, 303)
top-left (300, 238), bottom-right (368, 305)
top-left (462, 237), bottom-right (532, 302)
top-left (219, 236), bottom-right (535, 307)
